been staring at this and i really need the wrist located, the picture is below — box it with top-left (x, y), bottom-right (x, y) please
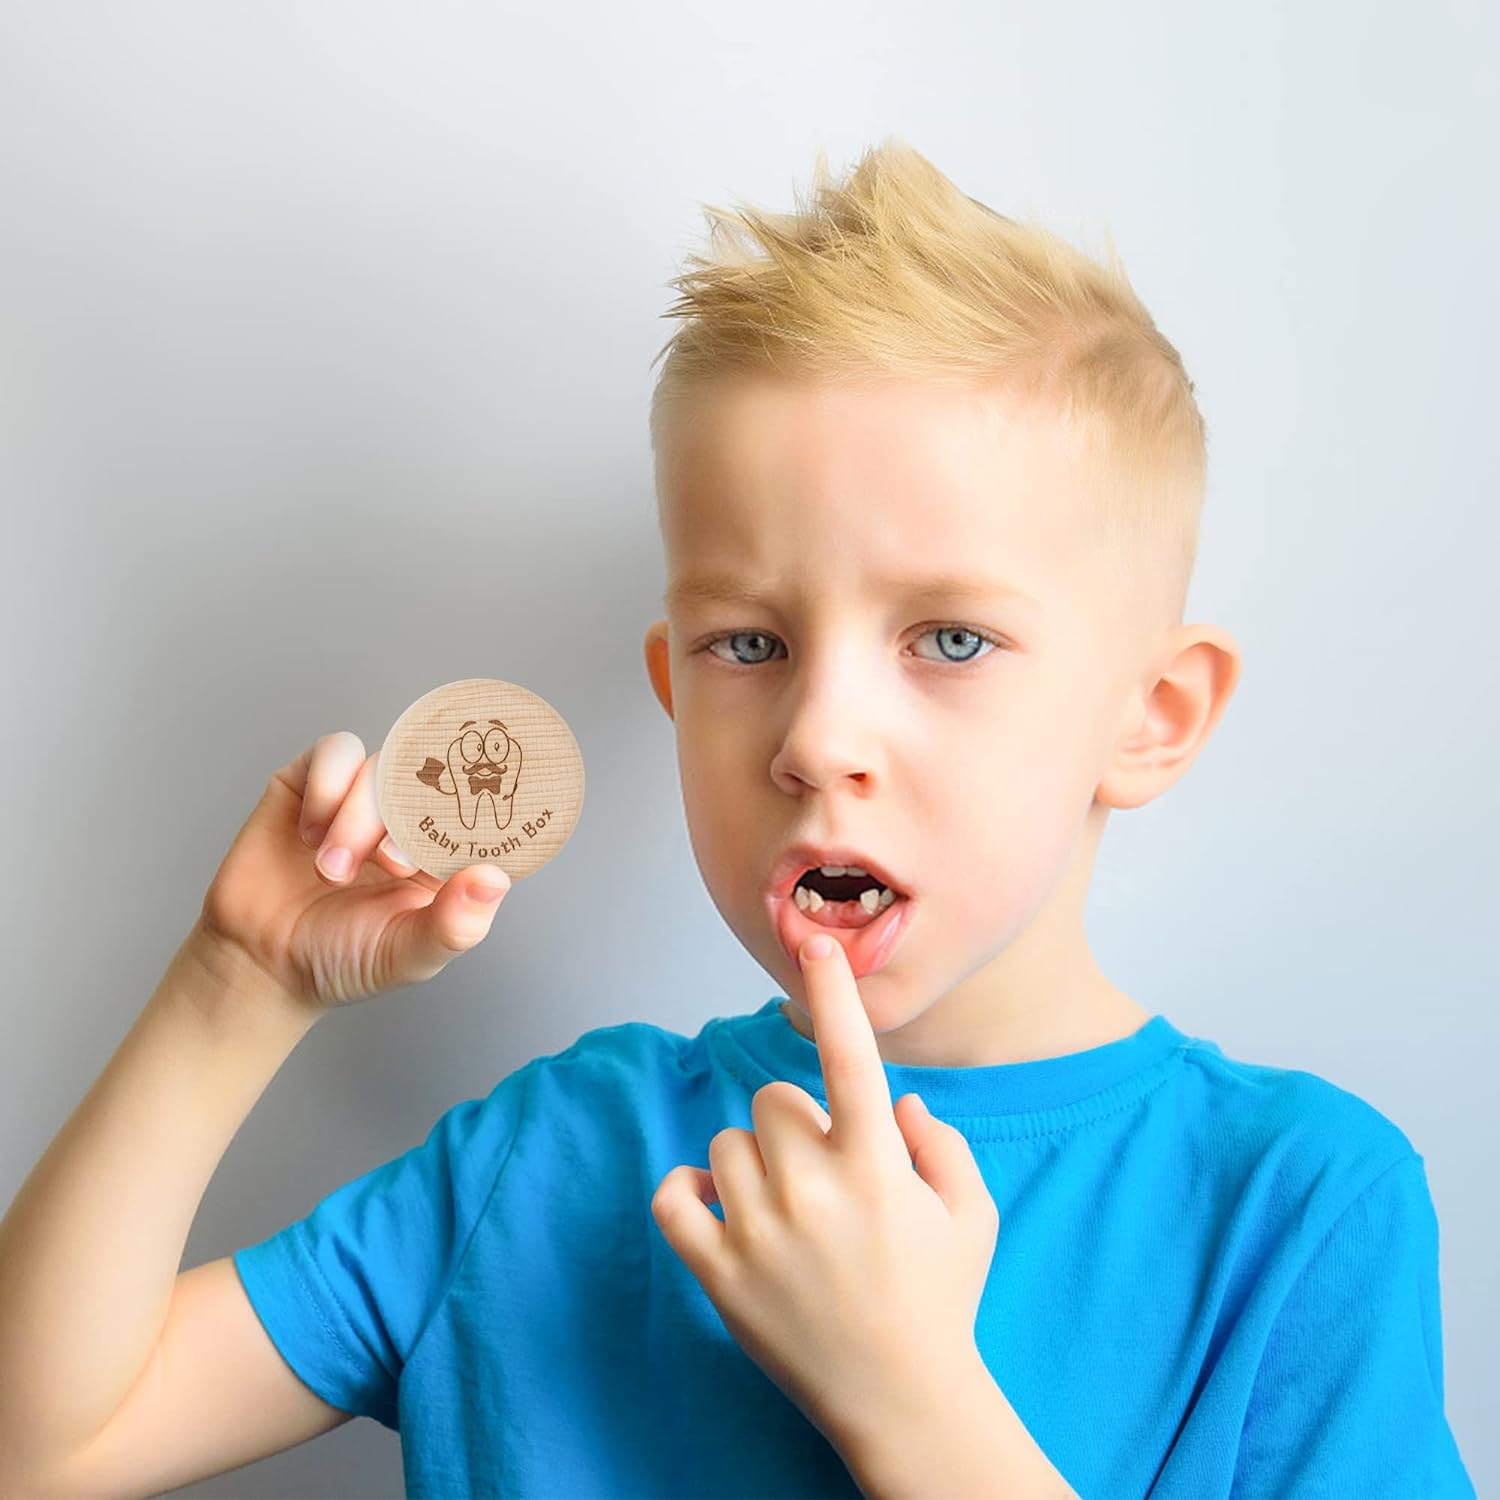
top-left (171, 918), bottom-right (320, 1039)
top-left (839, 1347), bottom-right (1059, 1500)
top-left (832, 1344), bottom-right (990, 1486)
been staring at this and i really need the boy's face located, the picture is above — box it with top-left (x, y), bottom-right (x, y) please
top-left (645, 372), bottom-right (1222, 1060)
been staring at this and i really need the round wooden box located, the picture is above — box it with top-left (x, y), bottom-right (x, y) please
top-left (376, 677), bottom-right (585, 883)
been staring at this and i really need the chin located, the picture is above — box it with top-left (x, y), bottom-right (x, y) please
top-left (790, 965), bottom-right (917, 1032)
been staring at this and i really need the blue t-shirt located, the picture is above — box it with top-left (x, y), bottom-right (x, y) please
top-left (234, 1002), bottom-right (1475, 1498)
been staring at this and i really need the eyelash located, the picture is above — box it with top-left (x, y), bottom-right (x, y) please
top-left (695, 623), bottom-right (1009, 670)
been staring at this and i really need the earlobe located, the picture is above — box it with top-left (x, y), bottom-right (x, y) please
top-left (644, 620), bottom-right (674, 719)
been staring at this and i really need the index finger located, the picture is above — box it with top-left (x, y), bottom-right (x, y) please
top-left (798, 934), bottom-right (901, 1150)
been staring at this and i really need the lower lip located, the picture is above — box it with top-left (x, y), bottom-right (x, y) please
top-left (771, 889), bottom-right (915, 980)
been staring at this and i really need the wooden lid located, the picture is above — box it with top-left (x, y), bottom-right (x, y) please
top-left (375, 677), bottom-right (585, 883)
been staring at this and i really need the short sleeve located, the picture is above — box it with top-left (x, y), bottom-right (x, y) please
top-left (1231, 1153), bottom-right (1476, 1500)
top-left (232, 1058), bottom-right (537, 1430)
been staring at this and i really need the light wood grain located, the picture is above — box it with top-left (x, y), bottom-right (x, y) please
top-left (376, 677), bottom-right (584, 882)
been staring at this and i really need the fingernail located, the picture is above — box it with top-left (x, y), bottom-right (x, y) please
top-left (802, 934), bottom-right (835, 961)
top-left (318, 846), bottom-right (351, 880)
top-left (379, 835), bottom-right (414, 868)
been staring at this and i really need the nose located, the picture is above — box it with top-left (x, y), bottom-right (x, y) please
top-left (768, 654), bottom-right (881, 794)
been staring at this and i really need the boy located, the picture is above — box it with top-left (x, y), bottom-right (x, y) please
top-left (0, 139), bottom-right (1475, 1498)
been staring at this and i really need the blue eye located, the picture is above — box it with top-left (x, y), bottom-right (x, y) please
top-left (703, 631), bottom-right (782, 666)
top-left (916, 626), bottom-right (998, 664)
top-left (699, 625), bottom-right (1004, 668)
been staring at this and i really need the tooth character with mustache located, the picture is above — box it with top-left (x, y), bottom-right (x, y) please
top-left (415, 720), bottom-right (524, 832)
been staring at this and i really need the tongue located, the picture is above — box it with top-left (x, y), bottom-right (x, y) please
top-left (802, 897), bottom-right (883, 929)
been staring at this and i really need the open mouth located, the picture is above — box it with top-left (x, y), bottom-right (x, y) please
top-left (768, 863), bottom-right (915, 980)
top-left (791, 867), bottom-right (900, 927)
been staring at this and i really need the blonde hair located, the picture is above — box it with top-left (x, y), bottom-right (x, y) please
top-left (649, 137), bottom-right (1207, 626)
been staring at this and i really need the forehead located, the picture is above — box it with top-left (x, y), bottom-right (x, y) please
top-left (656, 373), bottom-right (1100, 603)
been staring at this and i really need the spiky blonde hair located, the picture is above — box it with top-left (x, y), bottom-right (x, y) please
top-left (648, 137), bottom-right (1207, 627)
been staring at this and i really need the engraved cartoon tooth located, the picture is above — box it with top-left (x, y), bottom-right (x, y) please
top-left (447, 722), bottom-right (523, 831)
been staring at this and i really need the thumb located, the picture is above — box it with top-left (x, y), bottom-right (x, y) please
top-left (385, 864), bottom-right (512, 984)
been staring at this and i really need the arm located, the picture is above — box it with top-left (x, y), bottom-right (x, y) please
top-left (0, 920), bottom-right (319, 1489)
top-left (839, 1350), bottom-right (1078, 1500)
top-left (1230, 1154), bottom-right (1476, 1498)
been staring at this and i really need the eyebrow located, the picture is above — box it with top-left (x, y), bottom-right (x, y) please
top-left (663, 573), bottom-right (1041, 611)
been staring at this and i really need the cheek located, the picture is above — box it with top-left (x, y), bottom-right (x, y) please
top-left (679, 723), bottom-right (753, 810)
top-left (947, 796), bottom-right (1073, 934)
top-left (925, 725), bottom-right (1093, 928)
top-left (678, 752), bottom-right (760, 896)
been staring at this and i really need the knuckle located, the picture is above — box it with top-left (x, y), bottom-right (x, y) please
top-left (751, 1080), bottom-right (797, 1114)
top-left (776, 1170), bottom-right (834, 1219)
top-left (329, 729), bottom-right (367, 758)
top-left (308, 731), bottom-right (367, 782)
top-left (823, 1051), bottom-right (873, 1083)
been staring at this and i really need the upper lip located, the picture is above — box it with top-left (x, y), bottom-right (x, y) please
top-left (765, 842), bottom-right (913, 904)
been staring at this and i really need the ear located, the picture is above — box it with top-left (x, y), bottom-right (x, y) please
top-left (644, 619), bottom-right (674, 719)
top-left (1095, 623), bottom-right (1242, 812)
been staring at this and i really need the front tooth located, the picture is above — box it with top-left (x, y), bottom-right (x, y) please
top-left (859, 888), bottom-right (881, 913)
top-left (794, 885), bottom-right (809, 910)
top-left (806, 888), bottom-right (824, 912)
top-left (879, 886), bottom-right (895, 908)
top-left (819, 864), bottom-right (846, 877)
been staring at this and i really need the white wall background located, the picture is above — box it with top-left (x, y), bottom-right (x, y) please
top-left (1, 2), bottom-right (1493, 1494)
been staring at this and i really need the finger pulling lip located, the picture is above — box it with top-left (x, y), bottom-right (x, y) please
top-left (765, 884), bottom-right (915, 980)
